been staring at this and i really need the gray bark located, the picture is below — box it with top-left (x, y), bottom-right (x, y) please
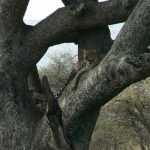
top-left (23, 0), bottom-right (138, 67)
top-left (67, 26), bottom-right (113, 149)
top-left (60, 0), bottom-right (150, 149)
top-left (78, 26), bottom-right (113, 61)
top-left (0, 0), bottom-right (149, 149)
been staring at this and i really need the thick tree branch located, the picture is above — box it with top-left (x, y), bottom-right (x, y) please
top-left (22, 0), bottom-right (138, 67)
top-left (0, 0), bottom-right (30, 73)
top-left (0, 0), bottom-right (29, 33)
top-left (60, 0), bottom-right (150, 139)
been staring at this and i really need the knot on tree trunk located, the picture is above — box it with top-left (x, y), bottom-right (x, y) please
top-left (117, 53), bottom-right (150, 79)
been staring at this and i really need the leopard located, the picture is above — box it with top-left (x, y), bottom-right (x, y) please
top-left (55, 49), bottom-right (106, 98)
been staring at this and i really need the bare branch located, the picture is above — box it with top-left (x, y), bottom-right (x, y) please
top-left (22, 0), bottom-right (138, 66)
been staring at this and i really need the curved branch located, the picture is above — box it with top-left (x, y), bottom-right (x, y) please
top-left (22, 0), bottom-right (138, 66)
top-left (60, 0), bottom-right (150, 139)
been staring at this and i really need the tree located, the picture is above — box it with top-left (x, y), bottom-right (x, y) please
top-left (0, 0), bottom-right (149, 150)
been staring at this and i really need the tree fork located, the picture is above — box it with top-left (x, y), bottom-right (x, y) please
top-left (60, 2), bottom-right (150, 150)
top-left (59, 26), bottom-right (113, 150)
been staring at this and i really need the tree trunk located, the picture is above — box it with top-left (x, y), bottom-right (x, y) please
top-left (61, 26), bottom-right (113, 150)
top-left (59, 1), bottom-right (150, 149)
top-left (0, 67), bottom-right (70, 149)
top-left (0, 70), bottom-right (45, 149)
top-left (78, 26), bottom-right (112, 62)
top-left (0, 0), bottom-right (149, 149)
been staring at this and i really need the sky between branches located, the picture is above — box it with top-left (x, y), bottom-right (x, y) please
top-left (24, 0), bottom-right (108, 23)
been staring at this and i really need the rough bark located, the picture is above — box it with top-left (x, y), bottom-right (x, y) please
top-left (22, 0), bottom-right (138, 68)
top-left (0, 0), bottom-right (149, 149)
top-left (59, 1), bottom-right (150, 149)
top-left (66, 26), bottom-right (113, 150)
top-left (57, 2), bottom-right (113, 148)
top-left (78, 26), bottom-right (113, 61)
top-left (0, 0), bottom-right (70, 149)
